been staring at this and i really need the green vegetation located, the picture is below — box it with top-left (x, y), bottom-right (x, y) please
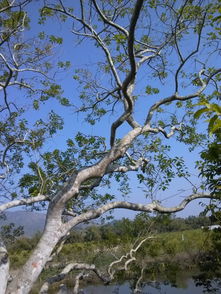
top-left (7, 213), bottom-right (221, 292)
top-left (7, 214), bottom-right (217, 270)
top-left (9, 227), bottom-right (220, 292)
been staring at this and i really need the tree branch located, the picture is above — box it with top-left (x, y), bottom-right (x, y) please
top-left (39, 262), bottom-right (108, 293)
top-left (145, 68), bottom-right (221, 125)
top-left (92, 0), bottom-right (129, 37)
top-left (65, 193), bottom-right (212, 232)
top-left (106, 157), bottom-right (149, 173)
top-left (0, 195), bottom-right (49, 213)
top-left (174, 12), bottom-right (206, 93)
top-left (110, 0), bottom-right (145, 146)
top-left (134, 267), bottom-right (145, 294)
top-left (108, 236), bottom-right (153, 279)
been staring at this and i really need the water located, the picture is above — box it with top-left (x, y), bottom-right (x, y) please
top-left (83, 279), bottom-right (206, 294)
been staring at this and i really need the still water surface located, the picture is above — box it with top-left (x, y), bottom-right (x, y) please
top-left (83, 279), bottom-right (205, 294)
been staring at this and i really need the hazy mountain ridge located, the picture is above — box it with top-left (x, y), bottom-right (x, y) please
top-left (0, 211), bottom-right (46, 237)
top-left (0, 211), bottom-right (97, 237)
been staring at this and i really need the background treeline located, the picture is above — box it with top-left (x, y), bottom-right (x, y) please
top-left (66, 213), bottom-right (213, 244)
top-left (1, 213), bottom-right (214, 248)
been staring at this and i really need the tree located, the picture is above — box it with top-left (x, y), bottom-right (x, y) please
top-left (0, 0), bottom-right (221, 293)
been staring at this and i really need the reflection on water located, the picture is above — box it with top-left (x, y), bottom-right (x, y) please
top-left (83, 279), bottom-right (205, 294)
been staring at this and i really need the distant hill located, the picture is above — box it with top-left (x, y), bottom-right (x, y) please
top-left (0, 211), bottom-right (46, 237)
top-left (0, 211), bottom-right (97, 237)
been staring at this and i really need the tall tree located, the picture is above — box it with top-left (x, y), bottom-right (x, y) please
top-left (0, 0), bottom-right (220, 292)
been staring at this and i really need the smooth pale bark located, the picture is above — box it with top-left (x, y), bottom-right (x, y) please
top-left (0, 195), bottom-right (48, 213)
top-left (7, 217), bottom-right (63, 294)
top-left (0, 241), bottom-right (9, 294)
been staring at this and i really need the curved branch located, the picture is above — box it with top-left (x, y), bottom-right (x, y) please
top-left (110, 0), bottom-right (144, 146)
top-left (65, 193), bottom-right (212, 232)
top-left (40, 262), bottom-right (108, 293)
top-left (173, 0), bottom-right (189, 63)
top-left (145, 68), bottom-right (221, 125)
top-left (45, 5), bottom-right (122, 88)
top-left (148, 124), bottom-right (183, 139)
top-left (92, 0), bottom-right (129, 37)
top-left (174, 12), bottom-right (206, 92)
top-left (108, 236), bottom-right (153, 279)
top-left (0, 195), bottom-right (49, 213)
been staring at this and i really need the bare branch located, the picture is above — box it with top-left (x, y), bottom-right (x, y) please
top-left (110, 0), bottom-right (145, 146)
top-left (174, 12), bottom-right (206, 93)
top-left (145, 68), bottom-right (221, 125)
top-left (137, 50), bottom-right (160, 68)
top-left (40, 262), bottom-right (108, 293)
top-left (108, 236), bottom-right (153, 279)
top-left (92, 0), bottom-right (129, 37)
top-left (0, 195), bottom-right (49, 213)
top-left (148, 124), bottom-right (183, 139)
top-left (134, 267), bottom-right (145, 293)
top-left (73, 272), bottom-right (87, 294)
top-left (40, 235), bottom-right (152, 293)
top-left (65, 193), bottom-right (212, 232)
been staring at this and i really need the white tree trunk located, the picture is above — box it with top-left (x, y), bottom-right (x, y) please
top-left (0, 241), bottom-right (9, 294)
top-left (7, 217), bottom-right (63, 294)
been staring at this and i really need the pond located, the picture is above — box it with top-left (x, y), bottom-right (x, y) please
top-left (58, 269), bottom-right (221, 293)
top-left (83, 278), bottom-right (205, 294)
top-left (82, 278), bottom-right (221, 294)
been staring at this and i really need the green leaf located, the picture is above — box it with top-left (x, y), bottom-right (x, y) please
top-left (208, 115), bottom-right (218, 135)
top-left (59, 97), bottom-right (70, 106)
top-left (33, 100), bottom-right (39, 110)
top-left (213, 15), bottom-right (221, 23)
top-left (209, 104), bottom-right (221, 115)
top-left (210, 119), bottom-right (221, 134)
top-left (145, 86), bottom-right (159, 95)
top-left (49, 35), bottom-right (63, 44)
top-left (194, 107), bottom-right (208, 119)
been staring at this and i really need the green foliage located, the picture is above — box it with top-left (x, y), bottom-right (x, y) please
top-left (8, 233), bottom-right (41, 268)
top-left (194, 102), bottom-right (221, 135)
top-left (137, 139), bottom-right (190, 193)
top-left (145, 85), bottom-right (160, 95)
top-left (19, 143), bottom-right (78, 197)
top-left (194, 229), bottom-right (221, 292)
top-left (49, 35), bottom-right (63, 44)
top-left (198, 133), bottom-right (221, 197)
top-left (0, 222), bottom-right (24, 246)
